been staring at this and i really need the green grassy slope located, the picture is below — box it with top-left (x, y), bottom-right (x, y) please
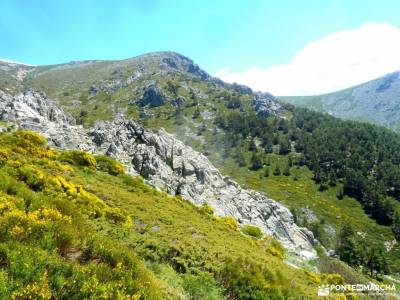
top-left (0, 130), bottom-right (351, 299)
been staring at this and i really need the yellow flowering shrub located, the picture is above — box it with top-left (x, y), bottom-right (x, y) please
top-left (15, 130), bottom-right (47, 147)
top-left (199, 203), bottom-right (214, 215)
top-left (104, 207), bottom-right (132, 228)
top-left (10, 272), bottom-right (52, 300)
top-left (261, 235), bottom-right (284, 260)
top-left (58, 150), bottom-right (97, 169)
top-left (320, 273), bottom-right (345, 285)
top-left (0, 131), bottom-right (170, 299)
top-left (0, 149), bottom-right (11, 165)
top-left (220, 216), bottom-right (238, 231)
top-left (0, 193), bottom-right (23, 214)
top-left (19, 164), bottom-right (46, 190)
top-left (95, 155), bottom-right (125, 175)
top-left (1, 207), bottom-right (72, 241)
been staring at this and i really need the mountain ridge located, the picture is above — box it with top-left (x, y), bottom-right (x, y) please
top-left (280, 70), bottom-right (400, 130)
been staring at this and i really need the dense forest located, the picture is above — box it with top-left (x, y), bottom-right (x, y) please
top-left (214, 102), bottom-right (400, 242)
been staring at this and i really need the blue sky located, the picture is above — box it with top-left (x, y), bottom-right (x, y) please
top-left (1, 0), bottom-right (400, 95)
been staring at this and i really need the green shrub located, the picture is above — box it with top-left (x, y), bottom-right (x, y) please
top-left (58, 150), bottom-right (96, 169)
top-left (15, 130), bottom-right (47, 146)
top-left (18, 164), bottom-right (46, 191)
top-left (199, 203), bottom-right (214, 216)
top-left (220, 216), bottom-right (238, 231)
top-left (218, 257), bottom-right (286, 300)
top-left (241, 225), bottom-right (263, 239)
top-left (182, 273), bottom-right (223, 300)
top-left (95, 155), bottom-right (124, 175)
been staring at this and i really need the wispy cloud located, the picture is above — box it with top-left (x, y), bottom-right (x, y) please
top-left (215, 22), bottom-right (400, 96)
top-left (213, 67), bottom-right (231, 77)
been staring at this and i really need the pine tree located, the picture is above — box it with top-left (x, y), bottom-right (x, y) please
top-left (283, 164), bottom-right (291, 176)
top-left (278, 136), bottom-right (291, 155)
top-left (250, 151), bottom-right (263, 171)
top-left (392, 210), bottom-right (400, 240)
top-left (264, 141), bottom-right (273, 154)
top-left (337, 187), bottom-right (345, 200)
top-left (328, 171), bottom-right (337, 187)
top-left (235, 149), bottom-right (246, 167)
top-left (288, 156), bottom-right (293, 167)
top-left (248, 139), bottom-right (257, 151)
top-left (192, 106), bottom-right (201, 118)
top-left (365, 244), bottom-right (389, 278)
top-left (273, 165), bottom-right (281, 176)
top-left (337, 223), bottom-right (362, 267)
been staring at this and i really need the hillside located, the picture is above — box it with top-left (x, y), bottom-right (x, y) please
top-left (0, 129), bottom-right (347, 299)
top-left (1, 52), bottom-right (400, 296)
top-left (280, 71), bottom-right (400, 131)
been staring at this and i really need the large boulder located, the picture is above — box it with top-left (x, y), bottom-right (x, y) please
top-left (252, 92), bottom-right (283, 117)
top-left (137, 85), bottom-right (167, 107)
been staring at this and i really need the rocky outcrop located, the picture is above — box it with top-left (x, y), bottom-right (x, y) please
top-left (137, 84), bottom-right (167, 107)
top-left (252, 92), bottom-right (283, 117)
top-left (0, 90), bottom-right (317, 259)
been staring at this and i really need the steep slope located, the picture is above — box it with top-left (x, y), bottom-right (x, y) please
top-left (280, 71), bottom-right (400, 131)
top-left (0, 130), bottom-right (344, 299)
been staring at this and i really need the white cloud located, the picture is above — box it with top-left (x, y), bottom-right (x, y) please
top-left (216, 22), bottom-right (400, 96)
top-left (213, 67), bottom-right (231, 77)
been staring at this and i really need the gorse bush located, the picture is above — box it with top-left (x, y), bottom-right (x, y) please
top-left (15, 130), bottom-right (47, 146)
top-left (241, 225), bottom-right (263, 239)
top-left (95, 155), bottom-right (124, 175)
top-left (218, 257), bottom-right (286, 300)
top-left (0, 131), bottom-right (163, 299)
top-left (58, 150), bottom-right (97, 168)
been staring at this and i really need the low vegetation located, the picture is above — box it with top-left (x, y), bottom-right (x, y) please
top-left (0, 130), bottom-right (349, 299)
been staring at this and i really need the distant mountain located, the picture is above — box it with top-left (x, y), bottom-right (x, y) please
top-left (280, 71), bottom-right (400, 131)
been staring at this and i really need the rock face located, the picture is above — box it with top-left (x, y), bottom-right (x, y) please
top-left (137, 85), bottom-right (167, 107)
top-left (0, 90), bottom-right (317, 259)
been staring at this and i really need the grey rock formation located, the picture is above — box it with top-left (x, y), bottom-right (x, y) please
top-left (231, 82), bottom-right (253, 95)
top-left (253, 92), bottom-right (283, 117)
top-left (0, 90), bottom-right (317, 259)
top-left (171, 96), bottom-right (185, 106)
top-left (299, 207), bottom-right (318, 223)
top-left (137, 84), bottom-right (167, 107)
